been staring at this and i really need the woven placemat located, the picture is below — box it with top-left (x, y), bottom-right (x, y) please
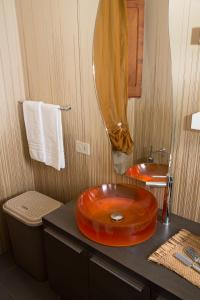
top-left (148, 229), bottom-right (200, 288)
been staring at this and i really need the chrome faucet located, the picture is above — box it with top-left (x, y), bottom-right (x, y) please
top-left (162, 173), bottom-right (173, 225)
top-left (146, 150), bottom-right (173, 225)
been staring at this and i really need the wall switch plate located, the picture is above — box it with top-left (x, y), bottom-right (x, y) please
top-left (191, 28), bottom-right (200, 45)
top-left (191, 112), bottom-right (200, 130)
top-left (76, 140), bottom-right (90, 155)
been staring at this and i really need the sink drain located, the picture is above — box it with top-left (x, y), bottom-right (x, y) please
top-left (110, 212), bottom-right (124, 222)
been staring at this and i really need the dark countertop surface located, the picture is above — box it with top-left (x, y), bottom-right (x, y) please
top-left (43, 200), bottom-right (200, 300)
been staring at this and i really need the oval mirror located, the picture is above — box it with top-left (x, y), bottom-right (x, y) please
top-left (93, 0), bottom-right (173, 177)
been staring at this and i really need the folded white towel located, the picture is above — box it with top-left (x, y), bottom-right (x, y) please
top-left (41, 103), bottom-right (65, 170)
top-left (23, 100), bottom-right (65, 170)
top-left (23, 101), bottom-right (45, 163)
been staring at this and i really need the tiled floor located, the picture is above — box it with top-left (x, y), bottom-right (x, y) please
top-left (0, 252), bottom-right (60, 300)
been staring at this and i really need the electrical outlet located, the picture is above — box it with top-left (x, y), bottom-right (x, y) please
top-left (76, 141), bottom-right (90, 155)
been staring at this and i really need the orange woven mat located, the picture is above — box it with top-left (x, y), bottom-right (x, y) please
top-left (148, 229), bottom-right (200, 288)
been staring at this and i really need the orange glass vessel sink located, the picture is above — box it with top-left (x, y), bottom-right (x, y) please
top-left (125, 163), bottom-right (168, 183)
top-left (76, 184), bottom-right (158, 247)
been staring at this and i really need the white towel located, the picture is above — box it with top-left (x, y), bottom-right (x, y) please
top-left (41, 103), bottom-right (65, 170)
top-left (23, 101), bottom-right (45, 163)
top-left (23, 101), bottom-right (65, 170)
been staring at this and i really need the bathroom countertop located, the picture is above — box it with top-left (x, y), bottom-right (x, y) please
top-left (43, 200), bottom-right (200, 300)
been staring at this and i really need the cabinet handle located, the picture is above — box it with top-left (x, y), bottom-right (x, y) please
top-left (90, 256), bottom-right (145, 293)
top-left (44, 227), bottom-right (84, 254)
top-left (156, 296), bottom-right (168, 300)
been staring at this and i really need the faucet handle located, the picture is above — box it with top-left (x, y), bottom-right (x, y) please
top-left (147, 146), bottom-right (154, 163)
top-left (147, 156), bottom-right (154, 163)
top-left (153, 148), bottom-right (168, 154)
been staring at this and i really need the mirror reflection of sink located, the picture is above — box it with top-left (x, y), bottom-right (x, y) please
top-left (76, 184), bottom-right (157, 247)
top-left (125, 163), bottom-right (168, 183)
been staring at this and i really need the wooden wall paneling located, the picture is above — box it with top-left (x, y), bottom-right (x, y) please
top-left (16, 0), bottom-right (136, 204)
top-left (169, 0), bottom-right (200, 222)
top-left (16, 0), bottom-right (89, 202)
top-left (0, 0), bottom-right (35, 252)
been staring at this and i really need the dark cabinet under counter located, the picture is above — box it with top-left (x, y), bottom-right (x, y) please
top-left (43, 200), bottom-right (200, 300)
top-left (44, 227), bottom-right (89, 300)
top-left (44, 227), bottom-right (149, 300)
top-left (89, 255), bottom-right (150, 300)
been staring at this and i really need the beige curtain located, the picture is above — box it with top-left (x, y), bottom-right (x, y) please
top-left (94, 0), bottom-right (133, 154)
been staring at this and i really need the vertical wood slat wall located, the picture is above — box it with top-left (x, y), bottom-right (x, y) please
top-left (0, 0), bottom-right (35, 252)
top-left (1, 0), bottom-right (200, 225)
top-left (169, 0), bottom-right (200, 221)
top-left (15, 0), bottom-right (137, 204)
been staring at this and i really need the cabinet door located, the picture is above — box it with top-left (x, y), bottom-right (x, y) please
top-left (89, 256), bottom-right (150, 300)
top-left (44, 228), bottom-right (89, 300)
top-left (126, 0), bottom-right (144, 98)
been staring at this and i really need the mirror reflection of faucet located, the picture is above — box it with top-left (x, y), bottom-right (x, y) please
top-left (147, 146), bottom-right (170, 163)
top-left (125, 147), bottom-right (173, 226)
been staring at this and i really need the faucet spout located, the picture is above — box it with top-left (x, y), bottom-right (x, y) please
top-left (162, 175), bottom-right (173, 225)
top-left (145, 151), bottom-right (173, 225)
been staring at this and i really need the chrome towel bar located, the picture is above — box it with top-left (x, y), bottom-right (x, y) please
top-left (18, 100), bottom-right (71, 112)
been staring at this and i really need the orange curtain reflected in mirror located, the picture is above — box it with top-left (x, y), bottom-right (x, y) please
top-left (93, 0), bottom-right (133, 154)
